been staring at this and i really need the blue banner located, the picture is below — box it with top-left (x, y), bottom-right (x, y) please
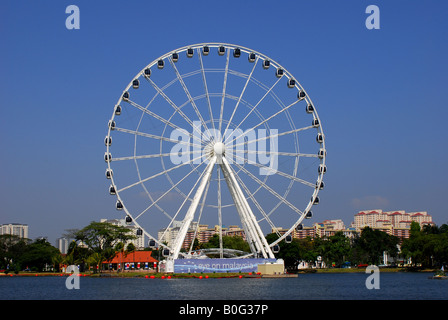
top-left (174, 258), bottom-right (276, 273)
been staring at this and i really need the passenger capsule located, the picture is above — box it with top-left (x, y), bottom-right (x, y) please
top-left (298, 90), bottom-right (306, 99)
top-left (116, 200), bottom-right (123, 210)
top-left (105, 168), bottom-right (113, 179)
top-left (316, 180), bottom-right (325, 190)
top-left (233, 47), bottom-right (241, 58)
top-left (172, 52), bottom-right (179, 62)
top-left (312, 196), bottom-right (320, 205)
top-left (248, 52), bottom-right (256, 62)
top-left (122, 91), bottom-right (129, 101)
top-left (218, 45), bottom-right (225, 56)
top-left (312, 118), bottom-right (320, 128)
top-left (296, 224), bottom-right (303, 231)
top-left (144, 68), bottom-right (151, 78)
top-left (187, 47), bottom-right (194, 58)
top-left (272, 245), bottom-right (280, 253)
top-left (318, 164), bottom-right (327, 174)
top-left (162, 249), bottom-right (170, 257)
top-left (136, 228), bottom-right (143, 236)
top-left (132, 79), bottom-right (139, 89)
top-left (287, 78), bottom-right (296, 88)
top-left (149, 239), bottom-right (156, 247)
top-left (306, 104), bottom-right (314, 114)
top-left (306, 211), bottom-right (313, 219)
top-left (114, 105), bottom-right (122, 115)
top-left (109, 185), bottom-right (116, 195)
top-left (262, 59), bottom-right (270, 69)
top-left (104, 136), bottom-right (112, 146)
top-left (276, 68), bottom-right (284, 78)
top-left (285, 235), bottom-right (292, 243)
top-left (157, 59), bottom-right (164, 69)
top-left (202, 45), bottom-right (210, 55)
top-left (316, 133), bottom-right (324, 143)
top-left (104, 152), bottom-right (112, 162)
top-left (318, 148), bottom-right (326, 159)
top-left (108, 120), bottom-right (115, 130)
top-left (126, 216), bottom-right (132, 224)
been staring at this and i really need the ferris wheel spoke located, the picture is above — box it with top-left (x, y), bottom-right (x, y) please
top-left (228, 76), bottom-right (282, 139)
top-left (133, 157), bottom-right (208, 221)
top-left (233, 153), bottom-right (316, 188)
top-left (232, 161), bottom-right (304, 216)
top-left (223, 57), bottom-right (259, 139)
top-left (168, 58), bottom-right (213, 141)
top-left (197, 48), bottom-right (216, 132)
top-left (111, 152), bottom-right (174, 162)
top-left (218, 49), bottom-right (230, 134)
top-left (231, 125), bottom-right (315, 149)
top-left (117, 153), bottom-right (205, 193)
top-left (145, 76), bottom-right (205, 139)
top-left (245, 99), bottom-right (301, 133)
top-left (114, 126), bottom-right (201, 149)
top-left (243, 150), bottom-right (319, 158)
top-left (126, 98), bottom-right (203, 145)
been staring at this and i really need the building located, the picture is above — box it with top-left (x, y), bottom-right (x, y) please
top-left (0, 223), bottom-right (29, 238)
top-left (352, 209), bottom-right (433, 231)
top-left (105, 251), bottom-right (158, 271)
top-left (56, 237), bottom-right (69, 254)
top-left (159, 222), bottom-right (246, 250)
top-left (351, 209), bottom-right (434, 241)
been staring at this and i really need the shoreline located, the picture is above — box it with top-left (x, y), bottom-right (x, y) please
top-left (0, 267), bottom-right (439, 278)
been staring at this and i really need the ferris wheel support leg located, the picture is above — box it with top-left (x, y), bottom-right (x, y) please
top-left (171, 156), bottom-right (217, 260)
top-left (220, 157), bottom-right (275, 259)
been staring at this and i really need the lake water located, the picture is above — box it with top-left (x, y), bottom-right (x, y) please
top-left (1, 272), bottom-right (447, 300)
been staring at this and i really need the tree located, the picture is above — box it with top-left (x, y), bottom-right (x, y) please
top-left (401, 222), bottom-right (448, 268)
top-left (73, 221), bottom-right (136, 272)
top-left (202, 234), bottom-right (250, 254)
top-left (352, 227), bottom-right (399, 265)
top-left (18, 238), bottom-right (60, 272)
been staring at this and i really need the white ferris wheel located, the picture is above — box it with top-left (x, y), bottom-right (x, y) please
top-left (104, 43), bottom-right (326, 265)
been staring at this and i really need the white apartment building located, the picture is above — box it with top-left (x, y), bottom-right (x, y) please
top-left (0, 223), bottom-right (29, 238)
top-left (352, 209), bottom-right (433, 231)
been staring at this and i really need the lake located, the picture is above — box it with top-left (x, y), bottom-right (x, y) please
top-left (1, 272), bottom-right (447, 300)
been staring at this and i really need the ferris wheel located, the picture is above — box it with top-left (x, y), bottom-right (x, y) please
top-left (104, 43), bottom-right (326, 263)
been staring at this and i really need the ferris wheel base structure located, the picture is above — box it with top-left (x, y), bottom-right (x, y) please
top-left (161, 258), bottom-right (283, 274)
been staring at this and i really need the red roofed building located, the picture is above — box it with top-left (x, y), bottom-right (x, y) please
top-left (104, 251), bottom-right (159, 271)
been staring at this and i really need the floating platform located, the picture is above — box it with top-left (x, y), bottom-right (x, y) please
top-left (428, 275), bottom-right (448, 280)
top-left (246, 273), bottom-right (298, 278)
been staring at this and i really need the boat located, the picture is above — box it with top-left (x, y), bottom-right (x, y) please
top-left (429, 266), bottom-right (448, 280)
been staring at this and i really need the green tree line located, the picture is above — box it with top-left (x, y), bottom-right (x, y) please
top-left (0, 221), bottom-right (137, 273)
top-left (2, 221), bottom-right (447, 273)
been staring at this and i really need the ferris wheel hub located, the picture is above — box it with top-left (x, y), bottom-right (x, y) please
top-left (213, 142), bottom-right (226, 156)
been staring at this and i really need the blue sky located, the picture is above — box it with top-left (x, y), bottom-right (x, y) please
top-left (1, 0), bottom-right (447, 244)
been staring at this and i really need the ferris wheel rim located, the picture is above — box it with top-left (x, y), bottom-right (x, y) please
top-left (105, 42), bottom-right (326, 257)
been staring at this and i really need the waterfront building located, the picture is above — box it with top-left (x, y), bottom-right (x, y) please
top-left (105, 251), bottom-right (158, 271)
top-left (0, 223), bottom-right (28, 239)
